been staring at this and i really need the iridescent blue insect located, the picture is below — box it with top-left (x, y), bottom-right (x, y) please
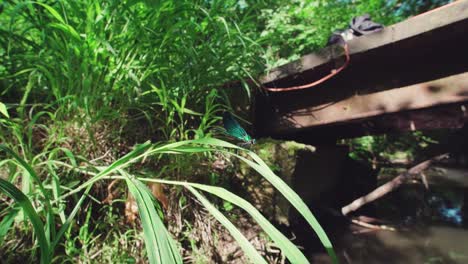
top-left (222, 112), bottom-right (255, 146)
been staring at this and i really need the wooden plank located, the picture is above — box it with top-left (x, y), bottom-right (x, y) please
top-left (273, 103), bottom-right (468, 143)
top-left (260, 72), bottom-right (468, 135)
top-left (254, 1), bottom-right (468, 139)
top-left (366, 104), bottom-right (468, 132)
top-left (261, 0), bottom-right (468, 84)
top-left (284, 72), bottom-right (468, 128)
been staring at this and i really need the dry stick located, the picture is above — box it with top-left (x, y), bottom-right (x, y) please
top-left (350, 215), bottom-right (396, 231)
top-left (102, 179), bottom-right (119, 204)
top-left (420, 172), bottom-right (429, 190)
top-left (355, 215), bottom-right (387, 224)
top-left (350, 219), bottom-right (396, 231)
top-left (341, 153), bottom-right (449, 216)
top-left (352, 228), bottom-right (380, 235)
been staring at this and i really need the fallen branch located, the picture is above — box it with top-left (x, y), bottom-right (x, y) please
top-left (420, 172), bottom-right (429, 190)
top-left (341, 153), bottom-right (449, 216)
top-left (355, 215), bottom-right (388, 225)
top-left (350, 219), bottom-right (396, 231)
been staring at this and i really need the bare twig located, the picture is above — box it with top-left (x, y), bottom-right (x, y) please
top-left (420, 172), bottom-right (429, 190)
top-left (350, 219), bottom-right (396, 231)
top-left (102, 179), bottom-right (119, 204)
top-left (352, 228), bottom-right (379, 235)
top-left (355, 215), bottom-right (388, 224)
top-left (341, 153), bottom-right (448, 216)
top-left (343, 250), bottom-right (353, 264)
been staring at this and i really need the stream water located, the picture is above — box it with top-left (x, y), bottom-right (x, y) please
top-left (307, 166), bottom-right (468, 264)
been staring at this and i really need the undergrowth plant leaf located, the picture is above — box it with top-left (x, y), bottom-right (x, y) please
top-left (138, 177), bottom-right (310, 264)
top-left (187, 185), bottom-right (267, 264)
top-left (0, 178), bottom-right (51, 264)
top-left (125, 176), bottom-right (183, 264)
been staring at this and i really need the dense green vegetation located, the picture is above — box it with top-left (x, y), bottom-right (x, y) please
top-left (0, 0), bottom-right (451, 263)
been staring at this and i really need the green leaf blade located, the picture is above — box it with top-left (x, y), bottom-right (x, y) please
top-left (0, 178), bottom-right (51, 264)
top-left (188, 183), bottom-right (310, 264)
top-left (187, 186), bottom-right (268, 264)
top-left (0, 102), bottom-right (9, 118)
top-left (125, 177), bottom-right (183, 264)
top-left (238, 151), bottom-right (338, 263)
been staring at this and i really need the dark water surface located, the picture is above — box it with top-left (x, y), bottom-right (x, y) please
top-left (307, 166), bottom-right (468, 264)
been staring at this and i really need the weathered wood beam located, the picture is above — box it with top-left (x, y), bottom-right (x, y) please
top-left (261, 0), bottom-right (468, 85)
top-left (254, 1), bottom-right (468, 140)
top-left (255, 73), bottom-right (468, 141)
top-left (277, 72), bottom-right (468, 130)
top-left (283, 103), bottom-right (468, 143)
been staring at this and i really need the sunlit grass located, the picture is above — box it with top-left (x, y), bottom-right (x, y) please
top-left (0, 1), bottom-right (360, 263)
top-left (0, 138), bottom-right (337, 263)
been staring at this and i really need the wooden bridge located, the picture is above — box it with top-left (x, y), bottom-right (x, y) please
top-left (253, 0), bottom-right (468, 143)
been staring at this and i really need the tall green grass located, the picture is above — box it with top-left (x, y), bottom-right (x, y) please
top-left (0, 0), bottom-right (344, 262)
top-left (0, 138), bottom-right (337, 263)
top-left (1, 1), bottom-right (264, 129)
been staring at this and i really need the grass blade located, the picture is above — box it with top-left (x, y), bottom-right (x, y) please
top-left (0, 207), bottom-right (19, 244)
top-left (236, 151), bottom-right (338, 263)
top-left (188, 183), bottom-right (310, 264)
top-left (167, 138), bottom-right (337, 262)
top-left (0, 144), bottom-right (54, 246)
top-left (50, 185), bottom-right (91, 252)
top-left (139, 177), bottom-right (309, 264)
top-left (0, 178), bottom-right (51, 264)
top-left (186, 185), bottom-right (267, 264)
top-left (58, 141), bottom-right (152, 200)
top-left (0, 145), bottom-right (49, 197)
top-left (125, 176), bottom-right (183, 264)
top-left (0, 102), bottom-right (9, 118)
top-left (34, 2), bottom-right (66, 23)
